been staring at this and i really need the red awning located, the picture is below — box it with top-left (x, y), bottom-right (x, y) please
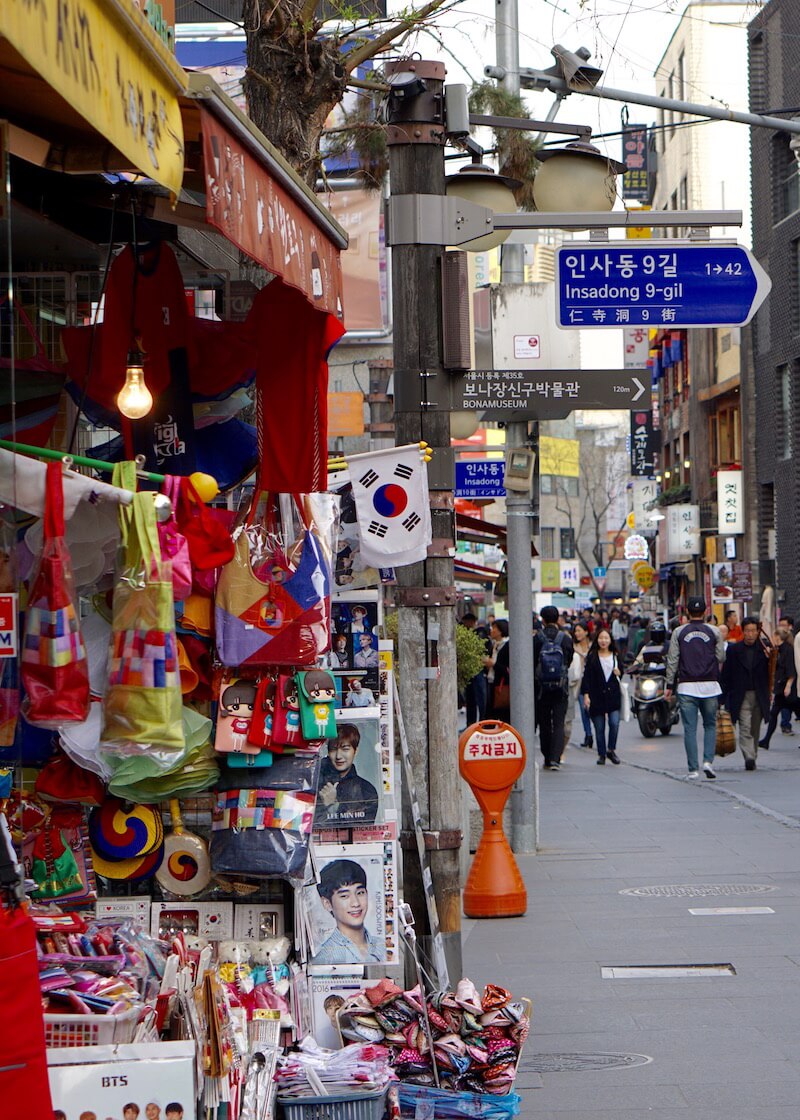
top-left (189, 76), bottom-right (346, 318)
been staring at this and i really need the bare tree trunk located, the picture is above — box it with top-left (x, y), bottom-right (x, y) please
top-left (244, 1), bottom-right (347, 185)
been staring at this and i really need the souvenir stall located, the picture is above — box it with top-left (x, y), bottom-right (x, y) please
top-left (0, 10), bottom-right (531, 1120)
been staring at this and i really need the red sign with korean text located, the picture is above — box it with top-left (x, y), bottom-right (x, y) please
top-left (201, 110), bottom-right (344, 317)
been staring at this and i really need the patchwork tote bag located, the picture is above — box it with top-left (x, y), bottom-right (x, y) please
top-left (102, 463), bottom-right (184, 751)
top-left (215, 497), bottom-right (331, 668)
top-left (20, 461), bottom-right (90, 727)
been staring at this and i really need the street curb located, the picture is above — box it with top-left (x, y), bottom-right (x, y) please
top-left (621, 757), bottom-right (800, 830)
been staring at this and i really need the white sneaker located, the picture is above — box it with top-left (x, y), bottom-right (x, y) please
top-left (703, 762), bottom-right (716, 780)
top-left (687, 770), bottom-right (700, 779)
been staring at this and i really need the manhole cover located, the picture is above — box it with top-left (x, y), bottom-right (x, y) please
top-left (620, 884), bottom-right (778, 898)
top-left (520, 1052), bottom-right (652, 1072)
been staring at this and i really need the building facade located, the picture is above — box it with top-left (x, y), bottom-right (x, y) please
top-left (650, 1), bottom-right (757, 615)
top-left (748, 0), bottom-right (800, 616)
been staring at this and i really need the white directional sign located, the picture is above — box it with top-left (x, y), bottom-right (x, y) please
top-left (456, 369), bottom-right (650, 420)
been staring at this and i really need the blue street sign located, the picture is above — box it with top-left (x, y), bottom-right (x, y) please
top-left (455, 460), bottom-right (506, 499)
top-left (593, 566), bottom-right (607, 579)
top-left (557, 242), bottom-right (771, 328)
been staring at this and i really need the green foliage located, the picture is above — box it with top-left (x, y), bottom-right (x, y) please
top-left (383, 611), bottom-right (485, 693)
top-left (656, 484), bottom-right (692, 507)
top-left (456, 623), bottom-right (487, 693)
top-left (468, 82), bottom-right (540, 211)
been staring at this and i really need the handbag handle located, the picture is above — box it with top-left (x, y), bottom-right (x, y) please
top-left (130, 486), bottom-right (162, 572)
top-left (112, 461), bottom-right (138, 553)
top-left (43, 461), bottom-right (65, 541)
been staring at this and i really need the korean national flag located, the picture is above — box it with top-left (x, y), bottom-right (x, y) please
top-left (350, 445), bottom-right (432, 567)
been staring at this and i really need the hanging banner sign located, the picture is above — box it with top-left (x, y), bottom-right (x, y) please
top-left (0, 0), bottom-right (186, 196)
top-left (621, 124), bottom-right (651, 201)
top-left (631, 478), bottom-right (659, 530)
top-left (667, 504), bottom-right (700, 559)
top-left (202, 110), bottom-right (344, 316)
top-left (630, 410), bottom-right (658, 477)
top-left (717, 469), bottom-right (744, 534)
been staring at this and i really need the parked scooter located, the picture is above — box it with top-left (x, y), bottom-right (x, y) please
top-left (629, 623), bottom-right (680, 737)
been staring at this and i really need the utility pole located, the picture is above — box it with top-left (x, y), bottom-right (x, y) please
top-left (386, 60), bottom-right (463, 983)
top-left (496, 0), bottom-right (538, 853)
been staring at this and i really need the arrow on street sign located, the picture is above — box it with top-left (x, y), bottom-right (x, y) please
top-left (454, 369), bottom-right (652, 420)
top-left (557, 241), bottom-right (771, 329)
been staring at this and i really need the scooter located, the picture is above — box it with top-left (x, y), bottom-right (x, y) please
top-left (630, 654), bottom-right (680, 737)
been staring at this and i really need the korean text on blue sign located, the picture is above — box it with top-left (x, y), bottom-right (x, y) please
top-left (557, 243), bottom-right (765, 328)
top-left (455, 460), bottom-right (506, 499)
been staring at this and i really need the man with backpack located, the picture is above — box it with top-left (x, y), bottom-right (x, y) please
top-left (665, 596), bottom-right (725, 779)
top-left (534, 605), bottom-right (574, 770)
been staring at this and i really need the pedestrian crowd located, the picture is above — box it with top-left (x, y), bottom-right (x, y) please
top-left (459, 598), bottom-right (800, 776)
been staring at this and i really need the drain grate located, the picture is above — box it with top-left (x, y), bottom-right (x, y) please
top-left (519, 1052), bottom-right (653, 1073)
top-left (620, 883), bottom-right (778, 898)
top-left (601, 963), bottom-right (736, 979)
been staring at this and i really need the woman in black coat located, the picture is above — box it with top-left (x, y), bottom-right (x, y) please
top-left (581, 627), bottom-right (623, 765)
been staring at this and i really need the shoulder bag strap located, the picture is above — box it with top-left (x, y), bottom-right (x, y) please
top-left (43, 461), bottom-right (65, 542)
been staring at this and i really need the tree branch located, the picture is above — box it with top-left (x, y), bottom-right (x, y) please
top-left (344, 0), bottom-right (459, 72)
top-left (298, 0), bottom-right (322, 26)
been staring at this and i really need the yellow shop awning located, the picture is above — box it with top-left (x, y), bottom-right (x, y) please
top-left (0, 0), bottom-right (186, 196)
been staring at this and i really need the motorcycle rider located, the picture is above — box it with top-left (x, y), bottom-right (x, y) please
top-left (631, 620), bottom-right (670, 669)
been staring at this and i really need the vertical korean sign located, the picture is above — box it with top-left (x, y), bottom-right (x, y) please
top-left (632, 478), bottom-right (659, 530)
top-left (667, 504), bottom-right (700, 559)
top-left (623, 326), bottom-right (649, 370)
top-left (621, 125), bottom-right (651, 202)
top-left (716, 470), bottom-right (744, 534)
top-left (630, 410), bottom-right (658, 477)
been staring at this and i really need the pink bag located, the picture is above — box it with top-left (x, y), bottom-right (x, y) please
top-left (158, 476), bottom-right (193, 601)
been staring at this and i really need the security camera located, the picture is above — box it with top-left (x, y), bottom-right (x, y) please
top-left (790, 132), bottom-right (800, 166)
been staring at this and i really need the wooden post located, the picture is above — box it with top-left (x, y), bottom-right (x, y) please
top-left (386, 60), bottom-right (463, 985)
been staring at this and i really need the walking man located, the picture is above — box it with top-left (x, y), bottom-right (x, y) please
top-left (665, 596), bottom-right (725, 779)
top-left (721, 617), bottom-right (771, 770)
top-left (534, 605), bottom-right (574, 770)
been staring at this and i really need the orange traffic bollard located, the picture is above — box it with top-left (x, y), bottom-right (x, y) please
top-left (459, 720), bottom-right (528, 918)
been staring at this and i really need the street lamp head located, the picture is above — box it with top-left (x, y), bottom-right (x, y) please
top-left (533, 141), bottom-right (625, 214)
top-left (450, 410), bottom-right (482, 440)
top-left (445, 163), bottom-right (521, 252)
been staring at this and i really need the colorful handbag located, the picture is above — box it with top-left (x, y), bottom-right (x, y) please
top-left (176, 476), bottom-right (235, 571)
top-left (158, 475), bottom-right (193, 601)
top-left (34, 750), bottom-right (105, 806)
top-left (214, 498), bottom-right (331, 668)
top-left (102, 463), bottom-right (184, 751)
top-left (210, 753), bottom-right (321, 879)
top-left (20, 461), bottom-right (90, 727)
top-left (296, 669), bottom-right (337, 739)
top-left (270, 673), bottom-right (303, 749)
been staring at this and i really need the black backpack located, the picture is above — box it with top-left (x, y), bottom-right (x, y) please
top-left (539, 631), bottom-right (567, 691)
top-left (677, 622), bottom-right (719, 682)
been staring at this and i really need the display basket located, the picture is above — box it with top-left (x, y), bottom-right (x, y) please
top-left (278, 1086), bottom-right (388, 1120)
top-left (43, 1005), bottom-right (142, 1048)
top-left (396, 1085), bottom-right (521, 1120)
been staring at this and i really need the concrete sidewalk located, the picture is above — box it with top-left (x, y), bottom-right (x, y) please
top-left (461, 718), bottom-right (800, 1118)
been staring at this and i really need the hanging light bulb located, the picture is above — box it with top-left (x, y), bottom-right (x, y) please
top-left (117, 348), bottom-right (153, 419)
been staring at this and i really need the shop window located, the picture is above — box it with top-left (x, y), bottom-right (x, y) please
top-left (676, 51), bottom-right (686, 104)
top-left (560, 527), bottom-right (575, 559)
top-left (773, 133), bottom-right (800, 223)
top-left (709, 403), bottom-right (741, 468)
